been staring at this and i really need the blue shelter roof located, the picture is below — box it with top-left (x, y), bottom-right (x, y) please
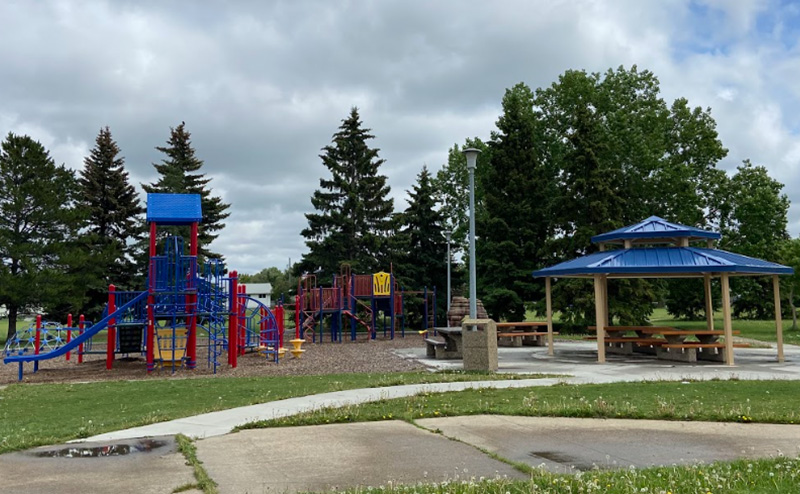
top-left (591, 216), bottom-right (720, 244)
top-left (532, 247), bottom-right (793, 278)
top-left (146, 193), bottom-right (203, 225)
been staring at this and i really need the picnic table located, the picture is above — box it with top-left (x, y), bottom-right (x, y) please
top-left (587, 326), bottom-right (747, 363)
top-left (495, 321), bottom-right (558, 348)
top-left (424, 327), bottom-right (463, 359)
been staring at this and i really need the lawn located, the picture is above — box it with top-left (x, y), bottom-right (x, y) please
top-left (243, 380), bottom-right (800, 429)
top-left (0, 370), bottom-right (537, 454)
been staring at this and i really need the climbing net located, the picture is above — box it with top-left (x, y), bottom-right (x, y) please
top-left (3, 321), bottom-right (69, 357)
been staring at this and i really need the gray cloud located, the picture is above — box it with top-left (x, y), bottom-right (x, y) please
top-left (1, 0), bottom-right (798, 273)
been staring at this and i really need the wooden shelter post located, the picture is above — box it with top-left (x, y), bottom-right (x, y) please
top-left (602, 276), bottom-right (610, 327)
top-left (593, 274), bottom-right (606, 363)
top-left (773, 275), bottom-right (784, 363)
top-left (545, 277), bottom-right (554, 356)
top-left (720, 273), bottom-right (735, 366)
top-left (703, 274), bottom-right (714, 331)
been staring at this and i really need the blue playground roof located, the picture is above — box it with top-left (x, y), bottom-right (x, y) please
top-left (532, 247), bottom-right (793, 278)
top-left (591, 216), bottom-right (720, 244)
top-left (147, 193), bottom-right (203, 225)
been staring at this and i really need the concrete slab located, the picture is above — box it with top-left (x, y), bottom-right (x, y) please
top-left (417, 415), bottom-right (800, 473)
top-left (0, 436), bottom-right (194, 494)
top-left (196, 420), bottom-right (526, 493)
top-left (396, 340), bottom-right (800, 383)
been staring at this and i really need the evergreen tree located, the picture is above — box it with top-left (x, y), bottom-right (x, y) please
top-left (722, 161), bottom-right (790, 319)
top-left (477, 83), bottom-right (555, 321)
top-left (78, 127), bottom-right (144, 316)
top-left (143, 122), bottom-right (230, 259)
top-left (298, 107), bottom-right (394, 277)
top-left (431, 139), bottom-right (490, 254)
top-left (395, 167), bottom-right (450, 326)
top-left (0, 133), bottom-right (83, 339)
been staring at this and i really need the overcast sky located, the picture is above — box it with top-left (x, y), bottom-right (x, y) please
top-left (1, 0), bottom-right (798, 274)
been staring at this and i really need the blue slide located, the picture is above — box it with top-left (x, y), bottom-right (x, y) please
top-left (4, 291), bottom-right (148, 379)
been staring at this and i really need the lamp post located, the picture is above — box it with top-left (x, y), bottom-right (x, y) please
top-left (445, 229), bottom-right (452, 316)
top-left (462, 147), bottom-right (481, 323)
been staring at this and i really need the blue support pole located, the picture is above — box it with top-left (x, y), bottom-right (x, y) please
top-left (350, 273), bottom-right (357, 341)
top-left (370, 291), bottom-right (377, 340)
top-left (432, 286), bottom-right (437, 328)
top-left (424, 286), bottom-right (429, 331)
top-left (318, 286), bottom-right (323, 344)
top-left (400, 289), bottom-right (405, 337)
top-left (390, 275), bottom-right (395, 339)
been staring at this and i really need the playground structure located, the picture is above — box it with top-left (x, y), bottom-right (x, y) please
top-left (3, 193), bottom-right (284, 380)
top-left (295, 265), bottom-right (437, 342)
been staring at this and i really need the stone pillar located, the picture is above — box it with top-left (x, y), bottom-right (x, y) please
top-left (462, 318), bottom-right (498, 372)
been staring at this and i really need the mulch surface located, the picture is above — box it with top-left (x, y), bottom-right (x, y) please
top-left (1, 333), bottom-right (428, 385)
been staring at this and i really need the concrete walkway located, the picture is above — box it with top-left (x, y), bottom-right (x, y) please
top-left (85, 378), bottom-right (563, 441)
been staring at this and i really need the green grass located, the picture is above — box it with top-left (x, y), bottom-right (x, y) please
top-left (0, 371), bottom-right (539, 453)
top-left (175, 434), bottom-right (217, 494)
top-left (330, 456), bottom-right (800, 494)
top-left (242, 380), bottom-right (800, 429)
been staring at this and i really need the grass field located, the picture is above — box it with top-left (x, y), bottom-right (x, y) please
top-left (0, 371), bottom-right (538, 454)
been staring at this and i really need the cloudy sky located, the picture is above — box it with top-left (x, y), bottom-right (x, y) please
top-left (1, 0), bottom-right (798, 274)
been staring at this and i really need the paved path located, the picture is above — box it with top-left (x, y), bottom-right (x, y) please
top-left (84, 378), bottom-right (563, 441)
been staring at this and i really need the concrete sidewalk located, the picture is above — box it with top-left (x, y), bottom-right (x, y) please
top-left (84, 378), bottom-right (562, 441)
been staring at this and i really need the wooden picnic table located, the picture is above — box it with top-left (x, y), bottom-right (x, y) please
top-left (495, 321), bottom-right (558, 348)
top-left (587, 326), bottom-right (746, 363)
top-left (424, 327), bottom-right (463, 359)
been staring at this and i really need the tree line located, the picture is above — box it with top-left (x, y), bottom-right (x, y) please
top-left (0, 123), bottom-right (229, 339)
top-left (298, 66), bottom-right (799, 329)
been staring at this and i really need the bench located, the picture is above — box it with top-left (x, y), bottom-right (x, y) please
top-left (657, 342), bottom-right (751, 363)
top-left (496, 330), bottom-right (558, 347)
top-left (424, 329), bottom-right (463, 359)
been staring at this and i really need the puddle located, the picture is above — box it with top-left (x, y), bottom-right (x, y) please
top-left (32, 439), bottom-right (167, 458)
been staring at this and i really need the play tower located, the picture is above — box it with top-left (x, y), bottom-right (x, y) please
top-left (4, 193), bottom-right (283, 380)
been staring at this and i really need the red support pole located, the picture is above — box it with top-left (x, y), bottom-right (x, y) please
top-left (187, 221), bottom-right (198, 369)
top-left (147, 222), bottom-right (157, 372)
top-left (66, 313), bottom-right (72, 361)
top-left (228, 270), bottom-right (238, 368)
top-left (34, 315), bottom-right (42, 355)
top-left (78, 315), bottom-right (85, 364)
top-left (106, 284), bottom-right (116, 370)
top-left (276, 304), bottom-right (284, 349)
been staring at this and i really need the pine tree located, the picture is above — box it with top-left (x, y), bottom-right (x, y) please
top-left (0, 133), bottom-right (83, 339)
top-left (143, 122), bottom-right (230, 259)
top-left (78, 127), bottom-right (144, 316)
top-left (395, 167), bottom-right (450, 325)
top-left (477, 83), bottom-right (555, 321)
top-left (298, 107), bottom-right (394, 277)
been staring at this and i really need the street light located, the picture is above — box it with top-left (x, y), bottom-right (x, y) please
top-left (445, 229), bottom-right (452, 316)
top-left (462, 147), bottom-right (481, 323)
